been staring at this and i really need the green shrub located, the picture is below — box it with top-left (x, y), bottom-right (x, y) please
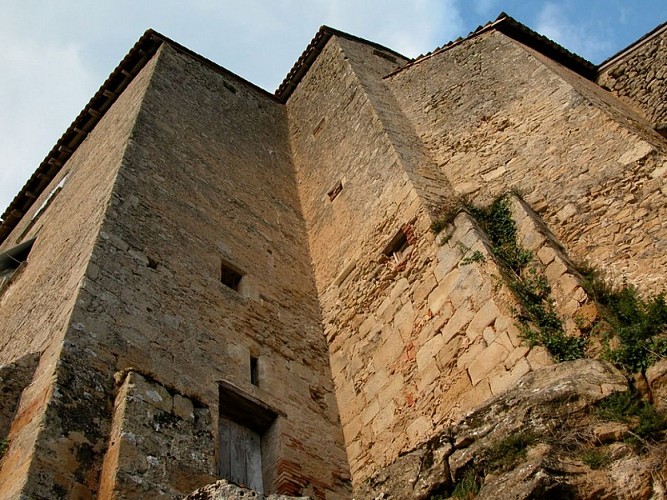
top-left (581, 448), bottom-right (610, 469)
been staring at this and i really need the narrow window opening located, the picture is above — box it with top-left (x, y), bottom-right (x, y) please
top-left (312, 118), bottom-right (325, 137)
top-left (327, 181), bottom-right (343, 202)
top-left (383, 228), bottom-right (411, 263)
top-left (221, 259), bottom-right (244, 291)
top-left (0, 238), bottom-right (36, 291)
top-left (223, 81), bottom-right (237, 94)
top-left (250, 356), bottom-right (259, 386)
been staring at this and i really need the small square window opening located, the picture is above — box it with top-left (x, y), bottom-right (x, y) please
top-left (221, 260), bottom-right (244, 291)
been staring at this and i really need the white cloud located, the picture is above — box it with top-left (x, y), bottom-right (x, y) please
top-left (535, 3), bottom-right (614, 62)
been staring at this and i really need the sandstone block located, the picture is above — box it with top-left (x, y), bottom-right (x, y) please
top-left (468, 341), bottom-right (509, 386)
top-left (467, 300), bottom-right (500, 340)
top-left (131, 373), bottom-right (173, 413)
top-left (646, 359), bottom-right (667, 410)
top-left (441, 301), bottom-right (475, 343)
top-left (429, 269), bottom-right (460, 314)
top-left (537, 245), bottom-right (556, 265)
top-left (416, 334), bottom-right (445, 370)
top-left (436, 336), bottom-right (461, 371)
top-left (394, 301), bottom-right (415, 340)
top-left (526, 346), bottom-right (552, 370)
top-left (412, 274), bottom-right (437, 305)
top-left (417, 359), bottom-right (441, 392)
top-left (593, 422), bottom-right (629, 443)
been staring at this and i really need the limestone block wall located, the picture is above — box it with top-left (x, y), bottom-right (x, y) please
top-left (286, 36), bottom-right (432, 294)
top-left (41, 44), bottom-right (350, 499)
top-left (0, 52), bottom-right (158, 500)
top-left (386, 29), bottom-right (667, 292)
top-left (98, 371), bottom-right (215, 499)
top-left (598, 24), bottom-right (667, 126)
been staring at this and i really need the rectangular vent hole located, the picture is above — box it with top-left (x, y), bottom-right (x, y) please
top-left (250, 356), bottom-right (259, 386)
top-left (221, 259), bottom-right (244, 291)
top-left (328, 181), bottom-right (343, 202)
top-left (313, 118), bottom-right (325, 137)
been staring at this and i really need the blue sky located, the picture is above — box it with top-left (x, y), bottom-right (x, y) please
top-left (1, 0), bottom-right (666, 216)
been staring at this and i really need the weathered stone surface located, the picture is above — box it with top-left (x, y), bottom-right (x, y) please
top-left (359, 360), bottom-right (632, 499)
top-left (647, 359), bottom-right (667, 410)
top-left (1, 12), bottom-right (667, 500)
top-left (185, 479), bottom-right (309, 500)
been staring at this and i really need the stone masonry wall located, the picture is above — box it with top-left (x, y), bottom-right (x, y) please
top-left (286, 35), bottom-right (436, 483)
top-left (98, 371), bottom-right (215, 499)
top-left (36, 44), bottom-right (350, 499)
top-left (387, 30), bottom-right (667, 292)
top-left (0, 51), bottom-right (159, 500)
top-left (598, 24), bottom-right (667, 127)
top-left (286, 35), bottom-right (559, 487)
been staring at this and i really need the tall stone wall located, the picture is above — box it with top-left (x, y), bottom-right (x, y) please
top-left (286, 35), bottom-right (552, 487)
top-left (29, 44), bottom-right (350, 499)
top-left (598, 24), bottom-right (667, 127)
top-left (0, 50), bottom-right (158, 500)
top-left (386, 30), bottom-right (667, 292)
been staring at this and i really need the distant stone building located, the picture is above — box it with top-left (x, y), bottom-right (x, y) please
top-left (0, 12), bottom-right (666, 499)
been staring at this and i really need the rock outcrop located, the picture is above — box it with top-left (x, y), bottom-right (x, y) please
top-left (184, 480), bottom-right (309, 500)
top-left (357, 359), bottom-right (667, 499)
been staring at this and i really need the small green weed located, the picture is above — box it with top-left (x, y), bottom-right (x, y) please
top-left (461, 250), bottom-right (486, 265)
top-left (467, 195), bottom-right (582, 361)
top-left (483, 432), bottom-right (535, 473)
top-left (581, 448), bottom-right (611, 469)
top-left (451, 469), bottom-right (481, 499)
top-left (431, 207), bottom-right (462, 234)
top-left (576, 262), bottom-right (667, 372)
top-left (595, 391), bottom-right (667, 441)
top-left (0, 438), bottom-right (8, 459)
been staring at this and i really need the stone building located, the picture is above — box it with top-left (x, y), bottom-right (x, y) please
top-left (0, 12), bottom-right (666, 499)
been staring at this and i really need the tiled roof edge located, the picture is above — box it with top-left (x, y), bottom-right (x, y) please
top-left (385, 12), bottom-right (597, 81)
top-left (275, 26), bottom-right (410, 102)
top-left (0, 29), bottom-right (163, 246)
top-left (0, 29), bottom-right (279, 246)
top-left (598, 20), bottom-right (667, 72)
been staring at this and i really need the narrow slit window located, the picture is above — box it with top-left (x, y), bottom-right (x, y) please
top-left (383, 228), bottom-right (410, 263)
top-left (327, 181), bottom-right (343, 202)
top-left (0, 238), bottom-right (36, 291)
top-left (250, 356), bottom-right (259, 386)
top-left (312, 118), bottom-right (325, 137)
top-left (221, 260), bottom-right (244, 291)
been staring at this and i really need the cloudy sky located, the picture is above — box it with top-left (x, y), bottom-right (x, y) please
top-left (1, 0), bottom-right (666, 216)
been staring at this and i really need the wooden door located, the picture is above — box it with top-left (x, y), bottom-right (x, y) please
top-left (218, 416), bottom-right (263, 493)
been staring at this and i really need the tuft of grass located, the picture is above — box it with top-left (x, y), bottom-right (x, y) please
top-left (482, 432), bottom-right (536, 473)
top-left (581, 448), bottom-right (611, 469)
top-left (451, 469), bottom-right (482, 499)
top-left (0, 438), bottom-right (8, 459)
top-left (431, 207), bottom-right (462, 234)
